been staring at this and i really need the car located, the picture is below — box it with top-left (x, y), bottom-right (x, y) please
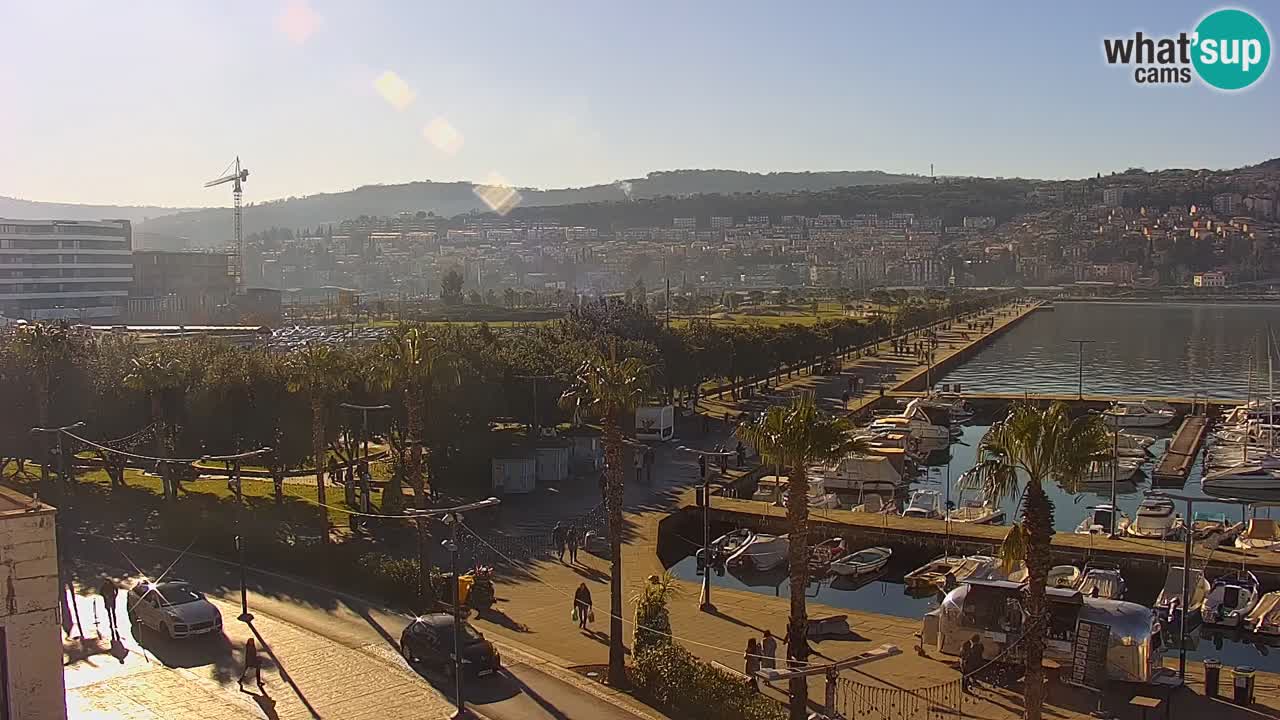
top-left (126, 580), bottom-right (223, 639)
top-left (400, 613), bottom-right (501, 678)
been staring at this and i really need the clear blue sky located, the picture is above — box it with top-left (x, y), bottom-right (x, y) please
top-left (1, 1), bottom-right (1277, 207)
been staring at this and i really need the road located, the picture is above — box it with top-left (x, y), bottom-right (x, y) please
top-left (66, 537), bottom-right (656, 720)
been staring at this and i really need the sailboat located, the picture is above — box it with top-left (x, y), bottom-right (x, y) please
top-left (1205, 338), bottom-right (1280, 492)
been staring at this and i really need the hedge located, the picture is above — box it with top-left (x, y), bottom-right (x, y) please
top-left (632, 644), bottom-right (787, 720)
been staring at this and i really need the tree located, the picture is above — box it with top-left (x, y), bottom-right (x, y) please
top-left (124, 351), bottom-right (187, 501)
top-left (286, 343), bottom-right (353, 543)
top-left (736, 397), bottom-right (866, 720)
top-left (503, 287), bottom-right (517, 309)
top-left (467, 290), bottom-right (482, 305)
top-left (963, 403), bottom-right (1109, 720)
top-left (484, 288), bottom-right (498, 306)
top-left (632, 572), bottom-right (678, 656)
top-left (559, 341), bottom-right (651, 686)
top-left (13, 323), bottom-right (79, 481)
top-left (441, 269), bottom-right (465, 304)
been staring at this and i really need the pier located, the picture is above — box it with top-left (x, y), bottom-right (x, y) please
top-left (1153, 414), bottom-right (1211, 485)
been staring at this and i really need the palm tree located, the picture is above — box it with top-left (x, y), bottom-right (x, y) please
top-left (124, 351), bottom-right (186, 501)
top-left (962, 402), bottom-right (1109, 720)
top-left (373, 326), bottom-right (459, 513)
top-left (559, 341), bottom-right (651, 686)
top-left (14, 322), bottom-right (78, 481)
top-left (287, 342), bottom-right (352, 543)
top-left (736, 395), bottom-right (866, 720)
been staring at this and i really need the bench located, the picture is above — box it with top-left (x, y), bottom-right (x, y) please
top-left (710, 660), bottom-right (757, 689)
top-left (1130, 695), bottom-right (1165, 720)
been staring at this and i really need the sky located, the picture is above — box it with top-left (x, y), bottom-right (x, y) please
top-left (1, 1), bottom-right (1278, 208)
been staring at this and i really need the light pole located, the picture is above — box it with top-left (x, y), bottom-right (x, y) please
top-left (407, 497), bottom-right (501, 719)
top-left (513, 374), bottom-right (555, 439)
top-left (339, 402), bottom-right (391, 513)
top-left (201, 447), bottom-right (272, 622)
top-left (1068, 339), bottom-right (1095, 399)
top-left (679, 445), bottom-right (735, 613)
top-left (1101, 410), bottom-right (1121, 539)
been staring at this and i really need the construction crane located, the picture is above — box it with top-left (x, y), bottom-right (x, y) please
top-left (204, 157), bottom-right (249, 293)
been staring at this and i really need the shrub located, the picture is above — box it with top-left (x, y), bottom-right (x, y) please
top-left (632, 644), bottom-right (787, 720)
top-left (631, 573), bottom-right (677, 656)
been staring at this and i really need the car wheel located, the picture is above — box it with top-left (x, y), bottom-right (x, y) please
top-left (401, 642), bottom-right (415, 664)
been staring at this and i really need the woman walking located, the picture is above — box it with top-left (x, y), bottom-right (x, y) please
top-left (573, 582), bottom-right (593, 631)
top-left (744, 637), bottom-right (761, 689)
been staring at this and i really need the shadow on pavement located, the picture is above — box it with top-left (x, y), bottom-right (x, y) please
top-left (133, 626), bottom-right (237, 681)
top-left (405, 658), bottom-right (520, 705)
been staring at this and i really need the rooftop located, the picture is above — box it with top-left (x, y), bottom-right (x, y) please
top-left (0, 485), bottom-right (55, 517)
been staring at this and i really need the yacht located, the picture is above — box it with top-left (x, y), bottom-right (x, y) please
top-left (1077, 562), bottom-right (1126, 600)
top-left (808, 452), bottom-right (905, 495)
top-left (1126, 498), bottom-right (1184, 540)
top-left (697, 528), bottom-right (754, 565)
top-left (1102, 401), bottom-right (1177, 429)
top-left (1235, 518), bottom-right (1280, 551)
top-left (1204, 572), bottom-right (1261, 628)
top-left (867, 414), bottom-right (949, 445)
top-left (1248, 591), bottom-right (1280, 636)
top-left (1075, 504), bottom-right (1131, 535)
top-left (725, 533), bottom-right (790, 571)
top-left (1202, 460), bottom-right (1280, 492)
top-left (902, 489), bottom-right (943, 520)
top-left (782, 478), bottom-right (842, 509)
top-left (946, 496), bottom-right (1005, 525)
top-left (1154, 566), bottom-right (1210, 626)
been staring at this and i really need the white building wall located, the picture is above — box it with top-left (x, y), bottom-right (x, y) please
top-left (0, 492), bottom-right (65, 720)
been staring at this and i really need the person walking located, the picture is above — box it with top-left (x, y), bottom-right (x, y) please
top-left (735, 442), bottom-right (746, 468)
top-left (552, 522), bottom-right (567, 562)
top-left (633, 449), bottom-right (644, 485)
top-left (98, 577), bottom-right (119, 636)
top-left (567, 525), bottom-right (580, 564)
top-left (239, 637), bottom-right (266, 692)
top-left (573, 583), bottom-right (592, 631)
top-left (959, 639), bottom-right (974, 692)
top-left (645, 446), bottom-right (655, 485)
top-left (744, 637), bottom-right (761, 687)
top-left (760, 630), bottom-right (778, 670)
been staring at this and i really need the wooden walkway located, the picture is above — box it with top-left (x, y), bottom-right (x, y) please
top-left (1153, 415), bottom-right (1210, 484)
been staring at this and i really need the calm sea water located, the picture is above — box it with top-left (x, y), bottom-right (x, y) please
top-left (938, 301), bottom-right (1280, 399)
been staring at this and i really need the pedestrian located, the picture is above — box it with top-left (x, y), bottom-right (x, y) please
top-left (698, 453), bottom-right (707, 479)
top-left (567, 525), bottom-right (580, 564)
top-left (745, 637), bottom-right (761, 680)
top-left (718, 446), bottom-right (728, 475)
top-left (573, 583), bottom-right (593, 631)
top-left (735, 441), bottom-right (745, 468)
top-left (761, 630), bottom-right (778, 670)
top-left (552, 522), bottom-right (567, 562)
top-left (99, 577), bottom-right (119, 636)
top-left (841, 390), bottom-right (850, 409)
top-left (702, 413), bottom-right (710, 435)
top-left (634, 449), bottom-right (644, 485)
top-left (239, 637), bottom-right (266, 692)
top-left (645, 446), bottom-right (655, 485)
top-left (959, 639), bottom-right (974, 692)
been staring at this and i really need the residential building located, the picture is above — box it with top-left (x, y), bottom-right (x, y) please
top-left (963, 216), bottom-right (996, 230)
top-left (0, 219), bottom-right (132, 321)
top-left (1213, 193), bottom-right (1242, 216)
top-left (672, 217), bottom-right (696, 230)
top-left (1193, 271), bottom-right (1227, 288)
top-left (0, 486), bottom-right (65, 719)
top-left (1102, 187), bottom-right (1131, 207)
top-left (128, 250), bottom-right (236, 324)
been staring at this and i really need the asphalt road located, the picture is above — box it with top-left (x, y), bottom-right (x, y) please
top-left (69, 536), bottom-right (650, 720)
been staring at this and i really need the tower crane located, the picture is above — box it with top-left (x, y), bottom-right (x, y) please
top-left (205, 157), bottom-right (249, 293)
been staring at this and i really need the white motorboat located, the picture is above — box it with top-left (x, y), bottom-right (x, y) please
top-left (1235, 518), bottom-right (1280, 551)
top-left (867, 414), bottom-right (950, 445)
top-left (1204, 572), bottom-right (1261, 628)
top-left (1126, 498), bottom-right (1184, 540)
top-left (1047, 565), bottom-right (1082, 589)
top-left (1102, 401), bottom-right (1177, 429)
top-left (902, 489), bottom-right (943, 520)
top-left (946, 494), bottom-right (1005, 525)
top-left (725, 533), bottom-right (790, 571)
top-left (1154, 566), bottom-right (1210, 626)
top-left (849, 493), bottom-right (892, 514)
top-left (1078, 458), bottom-right (1143, 485)
top-left (829, 546), bottom-right (892, 577)
top-left (696, 528), bottom-right (754, 565)
top-left (1248, 591), bottom-right (1280, 635)
top-left (1203, 461), bottom-right (1280, 492)
top-left (1075, 504), bottom-right (1131, 535)
top-left (808, 453), bottom-right (905, 494)
top-left (1191, 511), bottom-right (1232, 540)
top-left (782, 478), bottom-right (842, 509)
top-left (904, 555), bottom-right (964, 590)
top-left (1115, 431), bottom-right (1156, 452)
top-left (1077, 562), bottom-right (1126, 600)
top-left (752, 475), bottom-right (787, 503)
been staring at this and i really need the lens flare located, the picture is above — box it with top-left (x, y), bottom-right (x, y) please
top-left (423, 117), bottom-right (464, 155)
top-left (474, 173), bottom-right (522, 216)
top-left (277, 0), bottom-right (320, 44)
top-left (374, 71), bottom-right (415, 110)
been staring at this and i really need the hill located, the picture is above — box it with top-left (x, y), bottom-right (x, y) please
top-left (0, 196), bottom-right (189, 225)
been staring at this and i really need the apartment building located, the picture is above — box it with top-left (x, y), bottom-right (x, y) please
top-left (0, 219), bottom-right (132, 321)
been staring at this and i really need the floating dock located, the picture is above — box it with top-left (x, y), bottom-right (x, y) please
top-left (1153, 415), bottom-right (1210, 485)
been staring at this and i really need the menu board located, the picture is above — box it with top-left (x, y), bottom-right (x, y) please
top-left (1069, 619), bottom-right (1110, 691)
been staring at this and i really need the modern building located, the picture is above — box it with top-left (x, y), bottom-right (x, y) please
top-left (128, 250), bottom-right (236, 324)
top-left (0, 219), bottom-right (132, 321)
top-left (0, 486), bottom-right (65, 719)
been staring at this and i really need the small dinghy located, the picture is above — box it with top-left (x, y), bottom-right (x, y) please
top-left (829, 546), bottom-right (892, 577)
top-left (904, 555), bottom-right (964, 590)
top-left (697, 528), bottom-right (754, 565)
top-left (726, 533), bottom-right (790, 571)
top-left (1204, 571), bottom-right (1261, 628)
top-left (808, 537), bottom-right (848, 570)
top-left (1154, 566), bottom-right (1210, 626)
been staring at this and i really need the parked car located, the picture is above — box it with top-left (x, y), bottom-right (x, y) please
top-left (126, 580), bottom-right (223, 639)
top-left (400, 613), bottom-right (501, 678)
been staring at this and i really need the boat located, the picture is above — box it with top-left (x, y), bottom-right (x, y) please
top-left (1248, 591), bottom-right (1280, 635)
top-left (1077, 562), bottom-right (1126, 600)
top-left (1126, 497), bottom-right (1185, 540)
top-left (1075, 504), bottom-right (1131, 535)
top-left (1078, 458), bottom-right (1143, 485)
top-left (696, 528), bottom-right (754, 565)
top-left (1048, 565), bottom-right (1082, 589)
top-left (1203, 461), bottom-right (1280, 492)
top-left (867, 414), bottom-right (950, 445)
top-left (1191, 511), bottom-right (1231, 540)
top-left (725, 533), bottom-right (790, 571)
top-left (904, 555), bottom-right (964, 590)
top-left (1203, 572), bottom-right (1261, 628)
top-left (808, 537), bottom-right (848, 569)
top-left (902, 489), bottom-right (943, 520)
top-left (850, 493), bottom-right (892, 514)
top-left (829, 547), bottom-right (892, 577)
top-left (1102, 401), bottom-right (1177, 429)
top-left (782, 478), bottom-right (842, 509)
top-left (947, 495), bottom-right (1005, 525)
top-left (1235, 518), bottom-right (1280, 551)
top-left (808, 452), bottom-right (905, 494)
top-left (752, 475), bottom-right (787, 503)
top-left (1154, 566), bottom-right (1210, 627)
top-left (1116, 431), bottom-right (1157, 452)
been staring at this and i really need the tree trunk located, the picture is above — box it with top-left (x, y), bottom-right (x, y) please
top-left (37, 372), bottom-right (50, 482)
top-left (1021, 481), bottom-right (1054, 720)
top-left (603, 415), bottom-right (627, 686)
top-left (312, 395), bottom-right (329, 543)
top-left (272, 463), bottom-right (285, 506)
top-left (786, 465), bottom-right (811, 720)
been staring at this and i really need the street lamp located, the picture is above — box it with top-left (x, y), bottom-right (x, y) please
top-left (339, 402), bottom-right (391, 513)
top-left (201, 447), bottom-right (272, 622)
top-left (407, 497), bottom-right (501, 719)
top-left (679, 445), bottom-right (735, 613)
top-left (1068, 339), bottom-right (1095, 400)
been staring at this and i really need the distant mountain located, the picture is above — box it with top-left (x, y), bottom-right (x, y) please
top-left (132, 169), bottom-right (924, 248)
top-left (0, 196), bottom-right (190, 225)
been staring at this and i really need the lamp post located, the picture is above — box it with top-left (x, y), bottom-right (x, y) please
top-left (339, 402), bottom-right (391, 513)
top-left (679, 445), bottom-right (736, 613)
top-left (1100, 410), bottom-right (1121, 539)
top-left (201, 447), bottom-right (272, 622)
top-left (406, 497), bottom-right (501, 719)
top-left (1068, 339), bottom-right (1095, 400)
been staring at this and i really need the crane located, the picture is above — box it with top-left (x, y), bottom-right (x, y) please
top-left (205, 156), bottom-right (250, 293)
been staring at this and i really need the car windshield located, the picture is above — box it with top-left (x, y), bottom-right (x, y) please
top-left (440, 622), bottom-right (484, 644)
top-left (153, 585), bottom-right (203, 607)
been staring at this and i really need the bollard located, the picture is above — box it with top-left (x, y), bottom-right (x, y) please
top-left (1204, 659), bottom-right (1221, 698)
top-left (1233, 666), bottom-right (1255, 706)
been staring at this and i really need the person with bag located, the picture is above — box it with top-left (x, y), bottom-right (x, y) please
top-left (573, 583), bottom-right (592, 631)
